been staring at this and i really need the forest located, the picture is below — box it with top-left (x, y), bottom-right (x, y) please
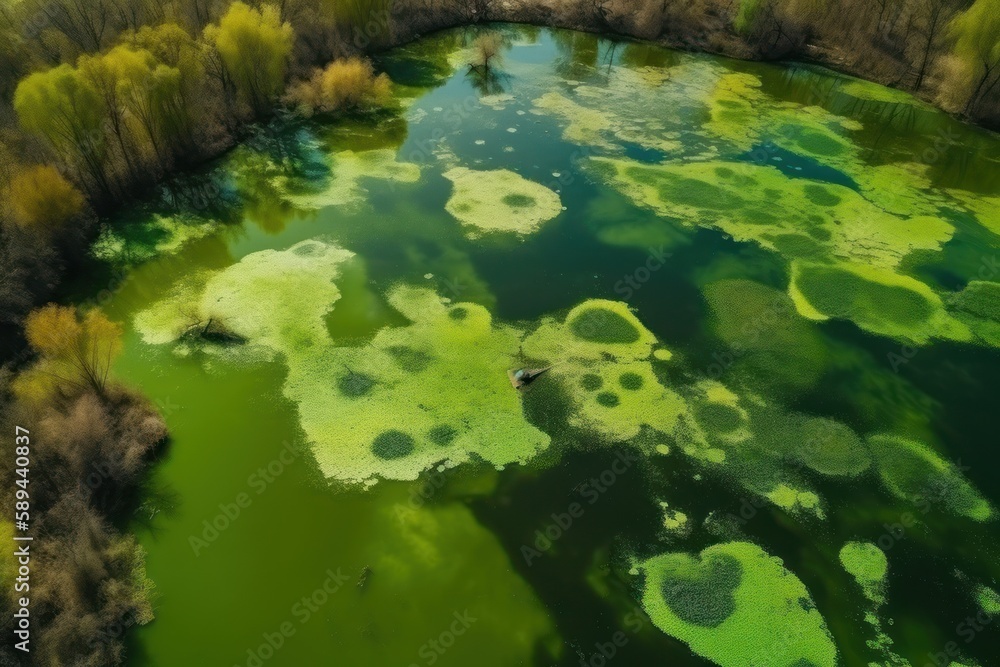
top-left (0, 0), bottom-right (998, 663)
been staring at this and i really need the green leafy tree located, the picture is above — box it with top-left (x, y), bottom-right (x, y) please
top-left (948, 0), bottom-right (1000, 112)
top-left (13, 65), bottom-right (113, 197)
top-left (204, 2), bottom-right (294, 115)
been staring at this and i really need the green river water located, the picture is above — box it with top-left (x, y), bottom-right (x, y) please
top-left (81, 24), bottom-right (1000, 667)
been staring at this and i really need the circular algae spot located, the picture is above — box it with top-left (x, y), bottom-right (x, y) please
top-left (372, 430), bottom-right (416, 460)
top-left (580, 373), bottom-right (604, 391)
top-left (660, 552), bottom-right (742, 627)
top-left (449, 306), bottom-right (469, 321)
top-left (596, 392), bottom-right (620, 407)
top-left (619, 371), bottom-right (644, 390)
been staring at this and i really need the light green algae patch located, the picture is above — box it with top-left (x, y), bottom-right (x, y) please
top-left (588, 157), bottom-right (955, 273)
top-left (529, 63), bottom-right (693, 155)
top-left (532, 91), bottom-right (615, 150)
top-left (521, 300), bottom-right (689, 444)
top-left (92, 213), bottom-right (221, 265)
top-left (766, 484), bottom-right (825, 519)
top-left (976, 585), bottom-right (1000, 615)
top-left (443, 167), bottom-right (563, 237)
top-left (789, 261), bottom-right (971, 344)
top-left (949, 190), bottom-right (1000, 238)
top-left (136, 240), bottom-right (550, 485)
top-left (285, 149), bottom-right (421, 210)
top-left (852, 162), bottom-right (944, 217)
top-left (868, 434), bottom-right (993, 522)
top-left (659, 502), bottom-right (689, 535)
top-left (837, 79), bottom-right (929, 107)
top-left (704, 72), bottom-right (767, 151)
top-left (288, 285), bottom-right (550, 484)
top-left (637, 541), bottom-right (838, 667)
top-left (839, 541), bottom-right (888, 604)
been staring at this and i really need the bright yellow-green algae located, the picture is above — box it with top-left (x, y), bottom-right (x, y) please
top-left (839, 541), bottom-right (888, 604)
top-left (701, 68), bottom-right (863, 165)
top-left (637, 541), bottom-right (838, 667)
top-left (852, 161), bottom-right (945, 217)
top-left (532, 91), bottom-right (616, 150)
top-left (766, 484), bottom-right (825, 519)
top-left (948, 190), bottom-right (1000, 238)
top-left (443, 167), bottom-right (563, 237)
top-left (868, 434), bottom-right (993, 522)
top-left (588, 157), bottom-right (955, 272)
top-left (520, 300), bottom-right (690, 444)
top-left (136, 240), bottom-right (551, 485)
top-left (837, 78), bottom-right (931, 107)
top-left (704, 72), bottom-right (768, 151)
top-left (527, 59), bottom-right (708, 155)
top-left (285, 148), bottom-right (421, 210)
top-left (92, 213), bottom-right (221, 264)
top-left (976, 585), bottom-right (1000, 615)
top-left (659, 501), bottom-right (690, 534)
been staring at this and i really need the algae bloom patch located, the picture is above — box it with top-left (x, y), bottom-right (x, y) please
top-left (443, 167), bottom-right (562, 237)
top-left (637, 541), bottom-right (838, 667)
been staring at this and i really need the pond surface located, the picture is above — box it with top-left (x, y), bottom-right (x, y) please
top-left (88, 24), bottom-right (1000, 667)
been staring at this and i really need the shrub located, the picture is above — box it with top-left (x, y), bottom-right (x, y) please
top-left (284, 57), bottom-right (393, 116)
top-left (6, 165), bottom-right (86, 234)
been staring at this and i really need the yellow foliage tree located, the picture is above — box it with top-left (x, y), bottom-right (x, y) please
top-left (205, 2), bottom-right (294, 114)
top-left (15, 305), bottom-right (123, 403)
top-left (947, 0), bottom-right (1000, 112)
top-left (13, 64), bottom-right (113, 196)
top-left (284, 57), bottom-right (392, 116)
top-left (6, 165), bottom-right (86, 233)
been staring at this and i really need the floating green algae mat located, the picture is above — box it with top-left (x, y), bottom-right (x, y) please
top-left (839, 541), bottom-right (888, 604)
top-left (443, 167), bottom-right (562, 237)
top-left (77, 24), bottom-right (1000, 667)
top-left (637, 542), bottom-right (838, 667)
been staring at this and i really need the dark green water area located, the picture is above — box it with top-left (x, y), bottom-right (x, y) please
top-left (82, 24), bottom-right (1000, 667)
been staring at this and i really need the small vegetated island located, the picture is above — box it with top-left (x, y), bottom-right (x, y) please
top-left (1, 0), bottom-right (1000, 665)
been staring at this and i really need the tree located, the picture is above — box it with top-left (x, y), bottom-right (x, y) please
top-left (204, 2), bottom-right (294, 115)
top-left (79, 49), bottom-right (142, 178)
top-left (5, 165), bottom-right (86, 234)
top-left (17, 305), bottom-right (123, 401)
top-left (471, 33), bottom-right (503, 72)
top-left (911, 0), bottom-right (955, 91)
top-left (947, 0), bottom-right (1000, 113)
top-left (13, 65), bottom-right (114, 198)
